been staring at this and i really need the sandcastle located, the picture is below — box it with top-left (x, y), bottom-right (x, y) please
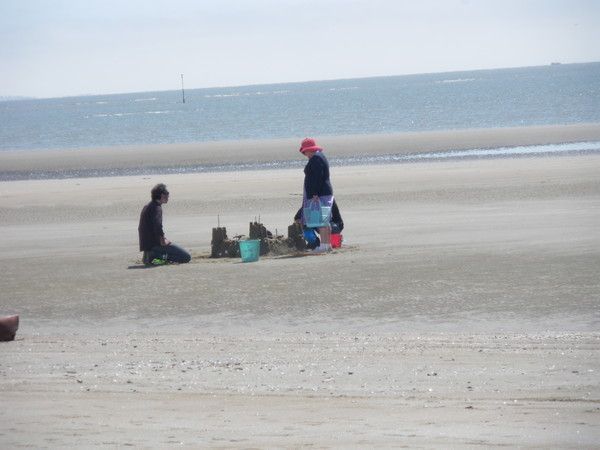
top-left (211, 221), bottom-right (307, 258)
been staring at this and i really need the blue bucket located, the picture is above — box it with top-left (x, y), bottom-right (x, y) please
top-left (304, 203), bottom-right (332, 228)
top-left (239, 239), bottom-right (260, 263)
top-left (303, 229), bottom-right (319, 245)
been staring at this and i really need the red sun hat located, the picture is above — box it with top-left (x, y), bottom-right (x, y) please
top-left (299, 137), bottom-right (322, 153)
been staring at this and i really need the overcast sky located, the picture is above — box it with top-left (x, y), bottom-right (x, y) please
top-left (1, 0), bottom-right (599, 98)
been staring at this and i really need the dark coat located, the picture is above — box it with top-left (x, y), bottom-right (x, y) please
top-left (304, 152), bottom-right (333, 197)
top-left (138, 200), bottom-right (164, 251)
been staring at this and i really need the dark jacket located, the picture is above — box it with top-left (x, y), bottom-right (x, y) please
top-left (304, 152), bottom-right (333, 197)
top-left (138, 200), bottom-right (164, 251)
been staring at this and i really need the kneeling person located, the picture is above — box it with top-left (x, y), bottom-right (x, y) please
top-left (138, 183), bottom-right (191, 265)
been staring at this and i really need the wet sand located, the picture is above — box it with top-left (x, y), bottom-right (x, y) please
top-left (1, 127), bottom-right (599, 448)
top-left (2, 122), bottom-right (600, 175)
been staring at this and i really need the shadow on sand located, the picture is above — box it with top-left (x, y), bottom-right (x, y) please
top-left (127, 264), bottom-right (157, 270)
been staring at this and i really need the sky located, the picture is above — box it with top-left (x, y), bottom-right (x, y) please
top-left (1, 0), bottom-right (599, 99)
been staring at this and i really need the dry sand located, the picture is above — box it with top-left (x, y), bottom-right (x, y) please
top-left (1, 127), bottom-right (599, 448)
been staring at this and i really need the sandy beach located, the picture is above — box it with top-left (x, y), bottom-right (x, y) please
top-left (1, 126), bottom-right (599, 448)
top-left (2, 123), bottom-right (600, 176)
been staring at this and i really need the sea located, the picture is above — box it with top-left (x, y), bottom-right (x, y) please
top-left (1, 62), bottom-right (599, 179)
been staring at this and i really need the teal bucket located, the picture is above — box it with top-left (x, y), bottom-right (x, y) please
top-left (304, 204), bottom-right (332, 228)
top-left (239, 239), bottom-right (260, 263)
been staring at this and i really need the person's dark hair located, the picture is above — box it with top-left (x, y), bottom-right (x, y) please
top-left (151, 183), bottom-right (169, 201)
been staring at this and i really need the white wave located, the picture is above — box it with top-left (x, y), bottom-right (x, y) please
top-left (403, 141), bottom-right (600, 161)
top-left (205, 93), bottom-right (240, 98)
top-left (145, 110), bottom-right (172, 114)
top-left (329, 87), bottom-right (359, 91)
top-left (95, 101), bottom-right (109, 104)
top-left (91, 112), bottom-right (137, 118)
top-left (206, 90), bottom-right (290, 98)
top-left (134, 97), bottom-right (157, 102)
top-left (436, 78), bottom-right (476, 84)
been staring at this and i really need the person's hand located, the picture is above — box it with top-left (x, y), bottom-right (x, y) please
top-left (160, 237), bottom-right (171, 246)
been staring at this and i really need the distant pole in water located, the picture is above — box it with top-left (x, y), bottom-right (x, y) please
top-left (181, 74), bottom-right (186, 104)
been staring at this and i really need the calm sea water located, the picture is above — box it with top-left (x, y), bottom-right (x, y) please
top-left (1, 63), bottom-right (599, 152)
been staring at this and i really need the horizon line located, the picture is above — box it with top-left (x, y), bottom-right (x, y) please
top-left (4, 60), bottom-right (599, 102)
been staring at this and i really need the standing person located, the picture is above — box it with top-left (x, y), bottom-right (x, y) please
top-left (298, 137), bottom-right (335, 253)
top-left (138, 183), bottom-right (191, 265)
